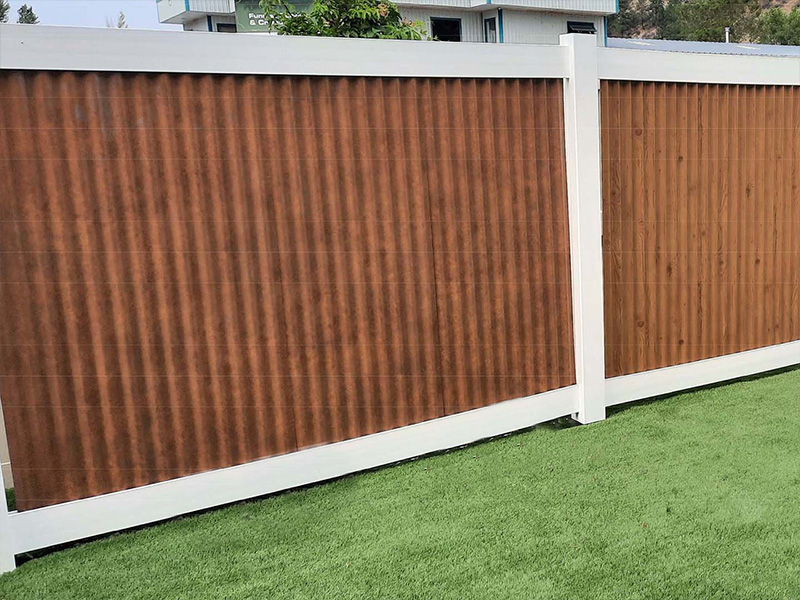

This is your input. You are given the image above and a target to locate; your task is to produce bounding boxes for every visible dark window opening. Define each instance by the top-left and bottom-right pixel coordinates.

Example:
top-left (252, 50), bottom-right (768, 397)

top-left (431, 17), bottom-right (461, 42)
top-left (567, 21), bottom-right (596, 34)
top-left (484, 17), bottom-right (497, 43)
top-left (216, 23), bottom-right (237, 33)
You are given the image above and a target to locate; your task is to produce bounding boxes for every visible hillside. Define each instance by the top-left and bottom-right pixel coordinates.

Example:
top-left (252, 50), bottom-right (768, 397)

top-left (610, 0), bottom-right (800, 42)
top-left (769, 0), bottom-right (799, 10)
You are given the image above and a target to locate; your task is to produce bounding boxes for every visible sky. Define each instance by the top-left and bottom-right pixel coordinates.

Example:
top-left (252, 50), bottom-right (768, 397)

top-left (7, 0), bottom-right (180, 29)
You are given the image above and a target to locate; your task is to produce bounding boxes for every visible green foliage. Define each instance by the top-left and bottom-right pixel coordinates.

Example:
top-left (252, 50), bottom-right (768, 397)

top-left (0, 0), bottom-right (10, 24)
top-left (670, 0), bottom-right (761, 42)
top-left (759, 7), bottom-right (800, 45)
top-left (650, 0), bottom-right (682, 39)
top-left (4, 488), bottom-right (14, 512)
top-left (607, 0), bottom-right (639, 38)
top-left (607, 0), bottom-right (797, 44)
top-left (260, 0), bottom-right (426, 39)
top-left (607, 0), bottom-right (682, 39)
top-left (17, 3), bottom-right (38, 24)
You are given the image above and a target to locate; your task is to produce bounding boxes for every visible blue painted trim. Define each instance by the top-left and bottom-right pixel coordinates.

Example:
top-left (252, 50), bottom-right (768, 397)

top-left (185, 0), bottom-right (190, 11)
top-left (487, 0), bottom-right (491, 4)
top-left (498, 9), bottom-right (504, 43)
top-left (207, 15), bottom-right (213, 31)
top-left (603, 16), bottom-right (608, 46)
top-left (614, 0), bottom-right (619, 14)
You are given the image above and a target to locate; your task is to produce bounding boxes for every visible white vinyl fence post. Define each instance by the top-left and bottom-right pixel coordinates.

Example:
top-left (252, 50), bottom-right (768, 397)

top-left (0, 395), bottom-right (14, 573)
top-left (560, 33), bottom-right (606, 424)
top-left (0, 457), bottom-right (14, 574)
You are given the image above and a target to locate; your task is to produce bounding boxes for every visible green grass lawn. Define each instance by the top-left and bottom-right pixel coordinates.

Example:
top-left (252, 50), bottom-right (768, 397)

top-left (2, 368), bottom-right (799, 600)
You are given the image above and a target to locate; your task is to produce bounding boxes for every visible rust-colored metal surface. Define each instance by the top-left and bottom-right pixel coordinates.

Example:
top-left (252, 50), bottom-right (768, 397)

top-left (422, 79), bottom-right (575, 413)
top-left (265, 76), bottom-right (447, 448)
top-left (601, 81), bottom-right (800, 377)
top-left (0, 72), bottom-right (574, 510)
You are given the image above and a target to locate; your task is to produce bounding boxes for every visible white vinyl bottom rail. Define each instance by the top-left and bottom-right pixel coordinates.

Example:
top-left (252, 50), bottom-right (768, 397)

top-left (6, 385), bottom-right (579, 558)
top-left (2, 339), bottom-right (798, 570)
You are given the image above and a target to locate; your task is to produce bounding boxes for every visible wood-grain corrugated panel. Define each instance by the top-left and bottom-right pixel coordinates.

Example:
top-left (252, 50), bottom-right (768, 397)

top-left (422, 79), bottom-right (575, 413)
top-left (0, 72), bottom-right (573, 510)
top-left (0, 71), bottom-right (301, 510)
top-left (601, 81), bottom-right (800, 377)
top-left (263, 76), bottom-right (446, 448)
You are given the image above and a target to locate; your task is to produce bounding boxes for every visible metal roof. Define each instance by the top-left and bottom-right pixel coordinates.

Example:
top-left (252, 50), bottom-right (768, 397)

top-left (608, 37), bottom-right (800, 57)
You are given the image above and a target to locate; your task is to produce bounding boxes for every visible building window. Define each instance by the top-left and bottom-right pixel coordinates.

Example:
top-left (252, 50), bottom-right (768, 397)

top-left (484, 17), bottom-right (497, 43)
top-left (431, 18), bottom-right (461, 42)
top-left (567, 21), bottom-right (597, 35)
top-left (216, 23), bottom-right (237, 33)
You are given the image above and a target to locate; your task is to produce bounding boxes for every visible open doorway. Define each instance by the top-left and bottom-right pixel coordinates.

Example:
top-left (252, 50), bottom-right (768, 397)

top-left (484, 17), bottom-right (497, 43)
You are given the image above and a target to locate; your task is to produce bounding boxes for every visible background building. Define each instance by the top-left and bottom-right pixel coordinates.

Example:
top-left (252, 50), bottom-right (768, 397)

top-left (156, 0), bottom-right (617, 45)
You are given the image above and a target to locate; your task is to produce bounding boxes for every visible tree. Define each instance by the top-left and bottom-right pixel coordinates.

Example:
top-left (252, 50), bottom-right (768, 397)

top-left (0, 0), bottom-right (10, 23)
top-left (260, 0), bottom-right (426, 40)
top-left (17, 3), bottom-right (39, 24)
top-left (649, 0), bottom-right (681, 40)
top-left (607, 0), bottom-right (640, 38)
top-left (668, 0), bottom-right (761, 42)
top-left (759, 7), bottom-right (800, 45)
top-left (607, 0), bottom-right (682, 39)
top-left (107, 11), bottom-right (128, 28)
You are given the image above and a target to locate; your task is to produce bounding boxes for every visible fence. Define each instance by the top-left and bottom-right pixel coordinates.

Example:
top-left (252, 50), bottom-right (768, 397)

top-left (0, 25), bottom-right (798, 572)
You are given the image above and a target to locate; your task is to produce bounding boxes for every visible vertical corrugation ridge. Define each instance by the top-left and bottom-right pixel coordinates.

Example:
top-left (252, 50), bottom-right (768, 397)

top-left (491, 79), bottom-right (514, 401)
top-left (642, 83), bottom-right (658, 372)
top-left (59, 72), bottom-right (120, 496)
top-left (44, 72), bottom-right (103, 499)
top-left (155, 73), bottom-right (208, 471)
top-left (505, 80), bottom-right (529, 393)
top-left (532, 80), bottom-right (559, 391)
top-left (430, 79), bottom-right (467, 413)
top-left (197, 74), bottom-right (240, 468)
top-left (249, 77), bottom-right (298, 456)
top-left (81, 73), bottom-right (138, 486)
top-left (408, 78), bottom-right (446, 425)
top-left (328, 77), bottom-right (364, 439)
top-left (173, 74), bottom-right (224, 468)
top-left (215, 75), bottom-right (258, 464)
top-left (548, 80), bottom-right (576, 388)
top-left (0, 73), bottom-right (54, 505)
top-left (237, 75), bottom-right (292, 458)
top-left (129, 74), bottom-right (184, 481)
top-left (363, 77), bottom-right (392, 434)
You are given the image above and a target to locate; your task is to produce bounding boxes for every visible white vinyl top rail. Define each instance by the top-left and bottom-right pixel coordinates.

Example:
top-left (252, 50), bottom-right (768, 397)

top-left (0, 24), bottom-right (569, 79)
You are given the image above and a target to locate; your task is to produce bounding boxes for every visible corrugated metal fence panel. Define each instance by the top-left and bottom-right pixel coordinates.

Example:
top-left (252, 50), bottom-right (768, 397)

top-left (0, 71), bottom-right (302, 510)
top-left (422, 79), bottom-right (575, 413)
top-left (0, 72), bottom-right (573, 510)
top-left (601, 81), bottom-right (800, 378)
top-left (264, 76), bottom-right (446, 449)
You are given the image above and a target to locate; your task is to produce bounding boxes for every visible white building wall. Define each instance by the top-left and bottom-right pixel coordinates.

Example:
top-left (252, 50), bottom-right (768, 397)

top-left (189, 0), bottom-right (235, 13)
top-left (396, 0), bottom-right (471, 8)
top-left (502, 10), bottom-right (605, 45)
top-left (396, 0), bottom-right (615, 13)
top-left (480, 0), bottom-right (616, 13)
top-left (399, 7), bottom-right (483, 42)
top-left (157, 0), bottom-right (189, 23)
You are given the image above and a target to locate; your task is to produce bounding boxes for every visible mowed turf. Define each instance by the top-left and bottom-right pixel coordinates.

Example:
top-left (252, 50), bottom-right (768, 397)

top-left (1, 368), bottom-right (799, 600)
